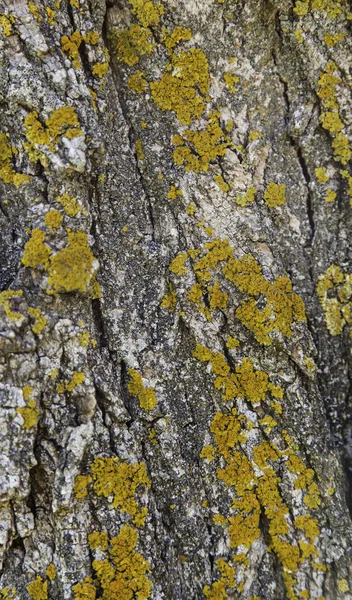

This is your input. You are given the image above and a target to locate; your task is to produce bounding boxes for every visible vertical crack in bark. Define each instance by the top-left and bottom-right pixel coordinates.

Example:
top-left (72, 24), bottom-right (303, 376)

top-left (101, 12), bottom-right (156, 242)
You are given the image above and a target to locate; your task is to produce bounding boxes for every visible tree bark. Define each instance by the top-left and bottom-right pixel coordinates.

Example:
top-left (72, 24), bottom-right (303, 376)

top-left (1, 0), bottom-right (352, 598)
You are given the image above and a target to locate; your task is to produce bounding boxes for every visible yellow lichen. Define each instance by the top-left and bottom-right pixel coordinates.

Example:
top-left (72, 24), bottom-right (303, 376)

top-left (90, 456), bottom-right (150, 525)
top-left (73, 474), bottom-right (92, 499)
top-left (46, 564), bottom-right (56, 581)
top-left (28, 2), bottom-right (42, 23)
top-left (0, 14), bottom-right (15, 36)
top-left (128, 70), bottom-right (148, 93)
top-left (22, 228), bottom-right (52, 269)
top-left (203, 559), bottom-right (235, 600)
top-left (338, 579), bottom-right (349, 593)
top-left (169, 251), bottom-right (188, 276)
top-left (325, 188), bottom-right (336, 203)
top-left (264, 182), bottom-right (286, 207)
top-left (317, 264), bottom-right (352, 335)
top-left (26, 577), bottom-right (47, 600)
top-left (56, 193), bottom-right (81, 216)
top-left (91, 524), bottom-right (152, 600)
top-left (84, 31), bottom-right (100, 45)
top-left (24, 107), bottom-right (84, 166)
top-left (214, 174), bottom-right (230, 192)
top-left (109, 24), bottom-right (154, 66)
top-left (150, 48), bottom-right (210, 125)
top-left (61, 31), bottom-right (82, 69)
top-left (236, 185), bottom-right (256, 207)
top-left (0, 133), bottom-right (31, 187)
top-left (65, 371), bottom-right (85, 392)
top-left (0, 290), bottom-right (23, 321)
top-left (315, 167), bottom-right (328, 183)
top-left (44, 209), bottom-right (63, 231)
top-left (129, 0), bottom-right (164, 27)
top-left (135, 139), bottom-right (145, 160)
top-left (28, 307), bottom-right (47, 334)
top-left (172, 111), bottom-right (231, 172)
top-left (324, 32), bottom-right (344, 46)
top-left (47, 231), bottom-right (96, 294)
top-left (167, 185), bottom-right (183, 199)
top-left (128, 368), bottom-right (158, 410)
top-left (88, 531), bottom-right (109, 551)
top-left (92, 62), bottom-right (109, 78)
top-left (161, 285), bottom-right (177, 312)
top-left (224, 72), bottom-right (239, 93)
top-left (72, 577), bottom-right (97, 600)
top-left (162, 26), bottom-right (192, 50)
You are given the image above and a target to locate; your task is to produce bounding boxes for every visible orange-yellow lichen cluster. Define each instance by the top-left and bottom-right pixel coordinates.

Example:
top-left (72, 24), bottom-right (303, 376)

top-left (22, 228), bottom-right (97, 295)
top-left (0, 290), bottom-right (23, 321)
top-left (317, 264), bottom-right (352, 335)
top-left (172, 111), bottom-right (231, 172)
top-left (128, 368), bottom-right (158, 410)
top-left (151, 48), bottom-right (210, 125)
top-left (169, 238), bottom-right (306, 344)
top-left (317, 62), bottom-right (351, 165)
top-left (85, 525), bottom-right (152, 600)
top-left (200, 398), bottom-right (322, 599)
top-left (90, 456), bottom-right (150, 526)
top-left (24, 106), bottom-right (84, 167)
top-left (0, 133), bottom-right (31, 187)
top-left (16, 385), bottom-right (39, 429)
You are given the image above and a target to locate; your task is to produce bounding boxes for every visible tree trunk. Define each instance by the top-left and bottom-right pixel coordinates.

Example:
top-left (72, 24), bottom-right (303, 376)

top-left (1, 0), bottom-right (352, 598)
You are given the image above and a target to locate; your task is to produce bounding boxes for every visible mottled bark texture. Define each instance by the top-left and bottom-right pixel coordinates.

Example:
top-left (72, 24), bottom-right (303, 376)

top-left (1, 0), bottom-right (352, 598)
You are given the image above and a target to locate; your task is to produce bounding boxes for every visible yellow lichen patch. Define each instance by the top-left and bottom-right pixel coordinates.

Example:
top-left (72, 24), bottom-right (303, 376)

top-left (162, 26), bottom-right (191, 50)
top-left (317, 264), bottom-right (352, 335)
top-left (84, 31), bottom-right (100, 45)
top-left (315, 167), bottom-right (328, 183)
top-left (294, 515), bottom-right (319, 540)
top-left (26, 577), bottom-right (47, 600)
top-left (236, 185), bottom-right (256, 207)
top-left (61, 31), bottom-right (82, 69)
top-left (129, 0), bottom-right (164, 27)
top-left (169, 251), bottom-right (188, 275)
top-left (47, 231), bottom-right (96, 294)
top-left (28, 307), bottom-right (47, 334)
top-left (128, 70), bottom-right (148, 93)
top-left (172, 111), bottom-right (232, 171)
top-left (203, 558), bottom-right (235, 600)
top-left (208, 281), bottom-right (228, 311)
top-left (128, 368), bottom-right (158, 410)
top-left (90, 456), bottom-right (150, 525)
top-left (135, 139), bottom-right (145, 160)
top-left (56, 193), bottom-right (81, 216)
top-left (46, 563), bottom-right (56, 581)
top-left (91, 524), bottom-right (152, 600)
top-left (28, 2), bottom-right (42, 23)
top-left (340, 169), bottom-right (352, 206)
top-left (214, 174), bottom-right (230, 192)
top-left (188, 283), bottom-right (211, 321)
top-left (0, 133), bottom-right (31, 187)
top-left (167, 185), bottom-right (183, 199)
top-left (109, 24), bottom-right (154, 66)
top-left (0, 14), bottom-right (15, 36)
top-left (332, 133), bottom-right (352, 165)
top-left (44, 209), bottom-right (63, 231)
top-left (324, 32), bottom-right (344, 46)
top-left (150, 48), bottom-right (210, 125)
top-left (88, 531), bottom-right (109, 552)
top-left (325, 188), bottom-right (336, 203)
top-left (320, 111), bottom-right (343, 135)
top-left (294, 28), bottom-right (304, 43)
top-left (72, 577), bottom-right (97, 600)
top-left (264, 182), bottom-right (286, 207)
top-left (0, 588), bottom-right (16, 599)
top-left (0, 290), bottom-right (23, 321)
top-left (294, 1), bottom-right (309, 16)
top-left (73, 474), bottom-right (92, 499)
top-left (17, 395), bottom-right (39, 429)
top-left (200, 445), bottom-right (216, 461)
top-left (24, 107), bottom-right (84, 165)
top-left (92, 62), bottom-right (109, 78)
top-left (65, 371), bottom-right (85, 392)
top-left (224, 72), bottom-right (239, 93)
top-left (161, 285), bottom-right (177, 312)
top-left (22, 228), bottom-right (52, 269)
top-left (226, 335), bottom-right (240, 349)
top-left (46, 7), bottom-right (56, 25)
top-left (338, 579), bottom-right (349, 593)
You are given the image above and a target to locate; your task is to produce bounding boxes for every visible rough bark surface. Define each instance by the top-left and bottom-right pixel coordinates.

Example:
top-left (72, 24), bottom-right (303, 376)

top-left (0, 0), bottom-right (352, 598)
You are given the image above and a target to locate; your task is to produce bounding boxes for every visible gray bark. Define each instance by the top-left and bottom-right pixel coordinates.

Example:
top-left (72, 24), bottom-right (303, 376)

top-left (0, 0), bottom-right (352, 598)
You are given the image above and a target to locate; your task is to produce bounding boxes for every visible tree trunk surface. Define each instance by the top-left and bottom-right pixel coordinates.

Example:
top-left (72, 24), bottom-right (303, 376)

top-left (1, 0), bottom-right (352, 598)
